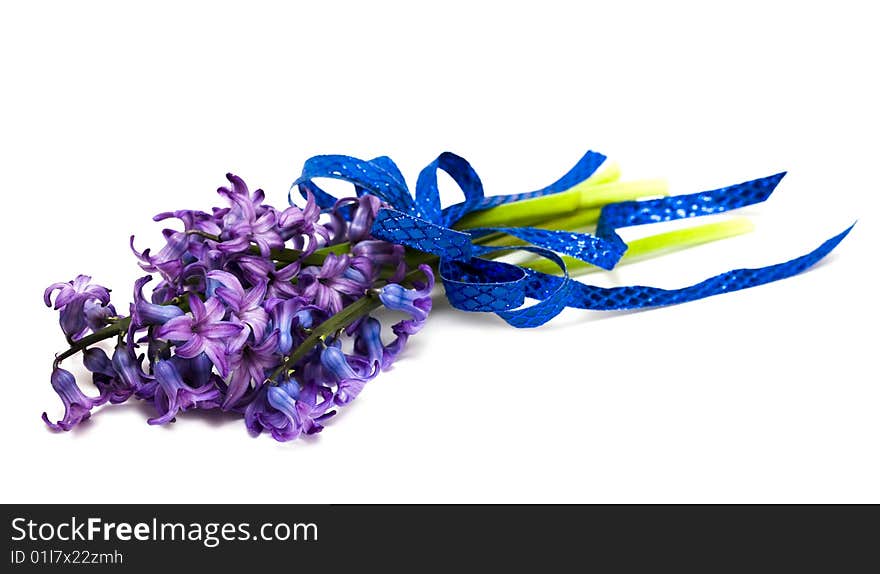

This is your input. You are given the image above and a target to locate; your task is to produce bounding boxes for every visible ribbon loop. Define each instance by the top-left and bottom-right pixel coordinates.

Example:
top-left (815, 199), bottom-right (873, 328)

top-left (293, 155), bottom-right (416, 214)
top-left (440, 150), bottom-right (607, 226)
top-left (415, 152), bottom-right (484, 223)
top-left (441, 246), bottom-right (573, 328)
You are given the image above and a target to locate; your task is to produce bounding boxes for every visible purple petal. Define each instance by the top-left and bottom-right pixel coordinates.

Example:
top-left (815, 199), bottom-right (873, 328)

top-left (202, 341), bottom-right (230, 377)
top-left (207, 270), bottom-right (245, 303)
top-left (175, 334), bottom-right (206, 358)
top-left (155, 315), bottom-right (194, 341)
top-left (223, 368), bottom-right (252, 410)
top-left (189, 294), bottom-right (208, 321)
top-left (201, 321), bottom-right (243, 339)
top-left (44, 282), bottom-right (69, 308)
top-left (202, 297), bottom-right (227, 323)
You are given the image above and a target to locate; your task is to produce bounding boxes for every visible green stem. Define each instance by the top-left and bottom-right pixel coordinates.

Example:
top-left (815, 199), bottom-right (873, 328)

top-left (576, 160), bottom-right (622, 187)
top-left (54, 317), bottom-right (131, 364)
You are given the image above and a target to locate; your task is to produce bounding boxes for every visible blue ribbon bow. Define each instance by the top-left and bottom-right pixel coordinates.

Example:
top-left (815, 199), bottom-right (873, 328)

top-left (292, 151), bottom-right (852, 328)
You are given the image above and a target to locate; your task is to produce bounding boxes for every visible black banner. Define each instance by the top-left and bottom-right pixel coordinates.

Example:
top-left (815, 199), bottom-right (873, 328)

top-left (2, 505), bottom-right (877, 570)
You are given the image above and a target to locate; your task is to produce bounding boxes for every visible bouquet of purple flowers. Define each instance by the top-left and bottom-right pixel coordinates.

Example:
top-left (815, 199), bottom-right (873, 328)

top-left (42, 151), bottom-right (851, 441)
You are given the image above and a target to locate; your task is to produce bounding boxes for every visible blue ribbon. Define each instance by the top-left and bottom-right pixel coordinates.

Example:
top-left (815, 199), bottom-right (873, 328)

top-left (292, 151), bottom-right (852, 328)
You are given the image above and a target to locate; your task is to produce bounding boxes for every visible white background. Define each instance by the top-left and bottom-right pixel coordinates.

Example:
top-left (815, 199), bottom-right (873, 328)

top-left (1, 1), bottom-right (877, 503)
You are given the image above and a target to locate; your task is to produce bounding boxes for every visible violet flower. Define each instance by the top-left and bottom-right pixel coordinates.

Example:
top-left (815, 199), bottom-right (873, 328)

top-left (155, 295), bottom-right (243, 376)
top-left (265, 380), bottom-right (336, 441)
top-left (148, 359), bottom-right (221, 425)
top-left (83, 299), bottom-right (117, 333)
top-left (268, 297), bottom-right (309, 355)
top-left (298, 253), bottom-right (371, 313)
top-left (147, 278), bottom-right (183, 308)
top-left (230, 254), bottom-right (277, 290)
top-left (153, 208), bottom-right (221, 236)
top-left (130, 231), bottom-right (191, 283)
top-left (111, 345), bottom-right (155, 399)
top-left (348, 195), bottom-right (382, 243)
top-left (206, 270), bottom-right (269, 349)
top-left (43, 171), bottom-right (436, 443)
top-left (278, 190), bottom-right (327, 250)
top-left (354, 316), bottom-right (395, 370)
top-left (378, 264), bottom-right (435, 335)
top-left (264, 383), bottom-right (303, 442)
top-left (263, 261), bottom-right (301, 301)
top-left (44, 275), bottom-right (112, 339)
top-left (42, 367), bottom-right (107, 431)
top-left (320, 345), bottom-right (378, 406)
top-left (352, 240), bottom-right (406, 282)
top-left (216, 174), bottom-right (283, 257)
top-left (293, 383), bottom-right (337, 435)
top-left (245, 386), bottom-right (293, 440)
top-left (131, 275), bottom-right (184, 328)
top-left (83, 348), bottom-right (133, 404)
top-left (224, 331), bottom-right (280, 410)
top-left (171, 352), bottom-right (216, 389)
top-left (44, 275), bottom-right (110, 311)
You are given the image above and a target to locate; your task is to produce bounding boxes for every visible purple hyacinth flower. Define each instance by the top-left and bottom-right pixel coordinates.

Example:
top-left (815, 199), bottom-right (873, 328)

top-left (296, 307), bottom-right (323, 329)
top-left (264, 261), bottom-right (301, 300)
top-left (295, 383), bottom-right (337, 435)
top-left (298, 253), bottom-right (370, 313)
top-left (354, 316), bottom-right (393, 370)
top-left (352, 240), bottom-right (406, 282)
top-left (278, 190), bottom-right (327, 249)
top-left (171, 352), bottom-right (216, 389)
top-left (344, 255), bottom-right (376, 285)
top-left (268, 296), bottom-right (308, 355)
top-left (224, 331), bottom-right (279, 410)
top-left (111, 344), bottom-right (156, 399)
top-left (44, 275), bottom-right (112, 339)
top-left (148, 359), bottom-right (221, 425)
top-left (265, 382), bottom-right (302, 441)
top-left (378, 264), bottom-right (435, 335)
top-left (83, 299), bottom-right (117, 333)
top-left (131, 275), bottom-right (184, 328)
top-left (320, 345), bottom-right (378, 406)
top-left (296, 385), bottom-right (336, 435)
top-left (216, 174), bottom-right (283, 257)
top-left (83, 348), bottom-right (114, 378)
top-left (84, 348), bottom-right (133, 404)
top-left (348, 195), bottom-right (382, 243)
top-left (129, 231), bottom-right (190, 283)
top-left (44, 274), bottom-right (110, 311)
top-left (265, 381), bottom-right (336, 441)
top-left (244, 386), bottom-right (293, 440)
top-left (206, 270), bottom-right (269, 350)
top-left (42, 367), bottom-right (108, 431)
top-left (148, 278), bottom-right (182, 307)
top-left (155, 295), bottom-right (242, 376)
top-left (230, 254), bottom-right (276, 290)
top-left (153, 208), bottom-right (221, 236)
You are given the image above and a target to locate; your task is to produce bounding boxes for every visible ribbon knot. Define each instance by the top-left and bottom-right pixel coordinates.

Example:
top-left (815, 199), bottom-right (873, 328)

top-left (292, 151), bottom-right (851, 328)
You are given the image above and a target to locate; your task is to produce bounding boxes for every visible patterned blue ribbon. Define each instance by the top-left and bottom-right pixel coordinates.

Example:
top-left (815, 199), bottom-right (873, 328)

top-left (292, 151), bottom-right (851, 328)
